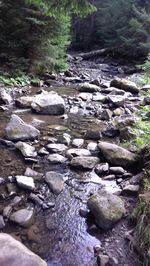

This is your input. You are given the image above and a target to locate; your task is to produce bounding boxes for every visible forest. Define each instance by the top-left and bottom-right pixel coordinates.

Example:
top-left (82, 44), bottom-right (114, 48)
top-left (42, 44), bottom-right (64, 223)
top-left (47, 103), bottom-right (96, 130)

top-left (0, 1), bottom-right (150, 266)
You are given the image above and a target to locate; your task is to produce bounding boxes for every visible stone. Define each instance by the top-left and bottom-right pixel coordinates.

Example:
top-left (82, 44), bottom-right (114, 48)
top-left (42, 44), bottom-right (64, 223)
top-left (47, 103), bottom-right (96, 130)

top-left (87, 190), bottom-right (125, 230)
top-left (97, 254), bottom-right (109, 266)
top-left (108, 95), bottom-right (127, 107)
top-left (16, 175), bottom-right (35, 190)
top-left (78, 93), bottom-right (92, 101)
top-left (122, 184), bottom-right (139, 196)
top-left (0, 233), bottom-right (47, 266)
top-left (79, 82), bottom-right (100, 93)
top-left (10, 209), bottom-right (34, 227)
top-left (110, 78), bottom-right (139, 94)
top-left (102, 127), bottom-right (120, 138)
top-left (120, 126), bottom-right (136, 141)
top-left (70, 156), bottom-right (99, 170)
top-left (45, 171), bottom-right (65, 194)
top-left (141, 84), bottom-right (150, 92)
top-left (24, 168), bottom-right (43, 181)
top-left (103, 174), bottom-right (116, 180)
top-left (47, 143), bottom-right (67, 153)
top-left (16, 96), bottom-right (34, 108)
top-left (143, 96), bottom-right (150, 105)
top-left (90, 78), bottom-right (101, 87)
top-left (113, 107), bottom-right (124, 116)
top-left (31, 91), bottom-right (65, 115)
top-left (87, 142), bottom-right (98, 151)
top-left (95, 163), bottom-right (109, 175)
top-left (38, 147), bottom-right (49, 155)
top-left (99, 109), bottom-right (113, 120)
top-left (0, 215), bottom-right (5, 229)
top-left (98, 141), bottom-right (139, 167)
top-left (92, 93), bottom-right (107, 102)
top-left (109, 167), bottom-right (125, 175)
top-left (15, 141), bottom-right (37, 157)
top-left (5, 114), bottom-right (40, 141)
top-left (85, 130), bottom-right (102, 140)
top-left (66, 148), bottom-right (91, 160)
top-left (72, 138), bottom-right (84, 148)
top-left (0, 90), bottom-right (12, 105)
top-left (47, 154), bottom-right (67, 164)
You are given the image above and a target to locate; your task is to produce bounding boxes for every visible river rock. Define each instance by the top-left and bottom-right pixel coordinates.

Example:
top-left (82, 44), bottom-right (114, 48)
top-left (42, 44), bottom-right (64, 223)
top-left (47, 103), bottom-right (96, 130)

top-left (10, 209), bottom-right (34, 227)
top-left (70, 156), bottom-right (99, 170)
top-left (5, 114), bottom-right (40, 141)
top-left (0, 90), bottom-right (12, 105)
top-left (24, 168), bottom-right (43, 181)
top-left (95, 163), bottom-right (109, 175)
top-left (110, 78), bottom-right (139, 94)
top-left (16, 96), bottom-right (34, 108)
top-left (87, 190), bottom-right (125, 230)
top-left (66, 148), bottom-right (91, 159)
top-left (113, 107), bottom-right (124, 116)
top-left (16, 175), bottom-right (35, 190)
top-left (99, 109), bottom-right (113, 120)
top-left (92, 93), bottom-right (107, 102)
top-left (109, 167), bottom-right (125, 175)
top-left (87, 142), bottom-right (98, 151)
top-left (122, 184), bottom-right (139, 196)
top-left (79, 82), bottom-right (100, 93)
top-left (47, 154), bottom-right (67, 164)
top-left (45, 171), bottom-right (64, 194)
top-left (15, 141), bottom-right (37, 157)
top-left (141, 84), bottom-right (150, 92)
top-left (120, 126), bottom-right (136, 140)
top-left (72, 138), bottom-right (84, 148)
top-left (0, 215), bottom-right (5, 229)
top-left (108, 95), bottom-right (127, 107)
top-left (47, 143), bottom-right (67, 153)
top-left (78, 93), bottom-right (93, 101)
top-left (31, 91), bottom-right (65, 115)
top-left (98, 141), bottom-right (139, 167)
top-left (143, 96), bottom-right (150, 105)
top-left (0, 233), bottom-right (47, 266)
top-left (85, 130), bottom-right (102, 140)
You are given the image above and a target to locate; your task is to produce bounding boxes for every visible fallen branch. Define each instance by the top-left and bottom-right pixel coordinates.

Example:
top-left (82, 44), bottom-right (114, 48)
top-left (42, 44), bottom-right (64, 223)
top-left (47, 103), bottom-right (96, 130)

top-left (78, 47), bottom-right (115, 60)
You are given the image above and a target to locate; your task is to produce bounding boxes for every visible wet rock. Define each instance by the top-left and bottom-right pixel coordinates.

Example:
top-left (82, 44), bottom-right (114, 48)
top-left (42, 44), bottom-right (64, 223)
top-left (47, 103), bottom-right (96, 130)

top-left (10, 209), bottom-right (34, 227)
top-left (95, 163), bottom-right (109, 175)
top-left (0, 138), bottom-right (15, 148)
top-left (7, 183), bottom-right (17, 196)
top-left (64, 77), bottom-right (82, 83)
top-left (31, 118), bottom-right (45, 127)
top-left (102, 174), bottom-right (116, 180)
top-left (85, 130), bottom-right (102, 140)
top-left (16, 175), bottom-right (35, 190)
top-left (109, 167), bottom-right (125, 175)
top-left (5, 114), bottom-right (40, 141)
top-left (87, 190), bottom-right (125, 230)
top-left (0, 90), bottom-right (12, 105)
top-left (90, 78), bottom-right (101, 87)
top-left (16, 96), bottom-right (34, 108)
top-left (31, 91), bottom-right (65, 115)
top-left (87, 142), bottom-right (98, 151)
top-left (47, 143), bottom-right (67, 153)
top-left (98, 141), bottom-right (139, 167)
top-left (92, 93), bottom-right (107, 102)
top-left (47, 154), bottom-right (67, 164)
top-left (97, 254), bottom-right (109, 266)
top-left (72, 138), bottom-right (84, 148)
top-left (45, 171), bottom-right (65, 194)
top-left (108, 95), bottom-right (127, 107)
top-left (99, 109), bottom-right (113, 120)
top-left (3, 206), bottom-right (13, 219)
top-left (24, 168), bottom-right (43, 181)
top-left (70, 156), bottom-right (99, 170)
top-left (0, 233), bottom-right (47, 266)
top-left (108, 87), bottom-right (126, 95)
top-left (79, 82), bottom-right (100, 93)
top-left (143, 96), bottom-right (150, 105)
top-left (110, 78), bottom-right (139, 94)
top-left (113, 107), bottom-right (124, 116)
top-left (129, 172), bottom-right (143, 185)
top-left (79, 208), bottom-right (89, 218)
top-left (78, 92), bottom-right (92, 101)
top-left (0, 215), bottom-right (5, 229)
top-left (15, 141), bottom-right (37, 158)
top-left (66, 148), bottom-right (91, 159)
top-left (29, 193), bottom-right (43, 206)
top-left (38, 147), bottom-right (49, 155)
top-left (122, 184), bottom-right (139, 196)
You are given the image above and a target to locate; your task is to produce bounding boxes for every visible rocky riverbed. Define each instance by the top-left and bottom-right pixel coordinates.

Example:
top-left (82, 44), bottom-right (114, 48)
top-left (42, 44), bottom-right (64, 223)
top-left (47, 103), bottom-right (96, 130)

top-left (0, 55), bottom-right (148, 266)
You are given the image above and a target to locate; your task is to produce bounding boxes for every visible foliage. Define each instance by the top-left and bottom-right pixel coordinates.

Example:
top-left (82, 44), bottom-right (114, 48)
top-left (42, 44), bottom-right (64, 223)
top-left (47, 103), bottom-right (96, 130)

top-left (0, 74), bottom-right (31, 86)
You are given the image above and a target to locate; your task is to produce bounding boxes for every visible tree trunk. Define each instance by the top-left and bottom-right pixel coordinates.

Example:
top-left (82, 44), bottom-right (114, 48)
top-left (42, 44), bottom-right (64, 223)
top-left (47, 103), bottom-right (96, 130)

top-left (78, 47), bottom-right (115, 60)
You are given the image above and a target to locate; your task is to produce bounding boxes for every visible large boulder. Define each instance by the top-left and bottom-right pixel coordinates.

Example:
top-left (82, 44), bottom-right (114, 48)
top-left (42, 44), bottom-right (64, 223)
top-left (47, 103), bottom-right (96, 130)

top-left (98, 141), bottom-right (139, 167)
top-left (110, 78), bottom-right (139, 94)
top-left (5, 115), bottom-right (40, 141)
top-left (87, 190), bottom-right (125, 230)
top-left (0, 233), bottom-right (47, 266)
top-left (31, 91), bottom-right (65, 115)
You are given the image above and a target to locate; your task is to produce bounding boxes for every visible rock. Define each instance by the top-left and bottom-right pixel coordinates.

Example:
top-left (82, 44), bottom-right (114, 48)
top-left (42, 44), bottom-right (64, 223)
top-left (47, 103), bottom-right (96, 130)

top-left (99, 109), bottom-right (113, 120)
top-left (78, 93), bottom-right (93, 101)
top-left (98, 141), bottom-right (139, 167)
top-left (38, 147), bottom-right (49, 155)
top-left (95, 163), bottom-right (109, 175)
top-left (87, 190), bottom-right (125, 230)
top-left (3, 206), bottom-right (13, 219)
top-left (102, 127), bottom-right (120, 138)
top-left (90, 78), bottom-right (101, 87)
top-left (31, 118), bottom-right (45, 127)
top-left (16, 96), bottom-right (34, 108)
top-left (47, 143), bottom-right (67, 153)
top-left (97, 254), bottom-right (109, 266)
top-left (16, 175), bottom-right (35, 190)
top-left (0, 90), bottom-right (12, 105)
top-left (31, 91), bottom-right (65, 115)
top-left (15, 141), bottom-right (37, 158)
top-left (114, 115), bottom-right (135, 128)
top-left (87, 142), bottom-right (98, 151)
top-left (79, 82), bottom-right (100, 93)
top-left (45, 171), bottom-right (64, 194)
top-left (31, 79), bottom-right (43, 87)
top-left (108, 87), bottom-right (126, 95)
top-left (129, 172), bottom-right (143, 185)
top-left (47, 154), bottom-right (67, 164)
top-left (92, 93), bottom-right (107, 102)
top-left (122, 184), bottom-right (139, 196)
top-left (108, 95), bottom-right (127, 107)
top-left (109, 167), bottom-right (125, 175)
top-left (85, 130), bottom-right (102, 140)
top-left (103, 174), bottom-right (116, 180)
top-left (10, 209), bottom-right (34, 227)
top-left (110, 78), bottom-right (139, 94)
top-left (72, 138), bottom-right (84, 148)
top-left (5, 114), bottom-right (40, 141)
top-left (66, 148), bottom-right (91, 160)
top-left (24, 168), bottom-right (43, 181)
top-left (70, 156), bottom-right (99, 170)
top-left (0, 215), bottom-right (5, 229)
top-left (120, 126), bottom-right (136, 141)
top-left (113, 107), bottom-right (124, 116)
top-left (0, 233), bottom-right (47, 266)
top-left (141, 84), bottom-right (150, 92)
top-left (143, 96), bottom-right (150, 105)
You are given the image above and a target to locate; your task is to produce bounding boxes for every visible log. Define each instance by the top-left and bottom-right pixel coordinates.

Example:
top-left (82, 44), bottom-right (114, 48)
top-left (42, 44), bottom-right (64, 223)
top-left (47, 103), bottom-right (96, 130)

top-left (78, 47), bottom-right (116, 60)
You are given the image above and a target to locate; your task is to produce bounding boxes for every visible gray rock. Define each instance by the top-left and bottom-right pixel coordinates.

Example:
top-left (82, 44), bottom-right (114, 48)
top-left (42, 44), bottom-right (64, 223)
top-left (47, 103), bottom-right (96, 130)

top-left (92, 93), bottom-right (107, 102)
top-left (24, 168), bottom-right (43, 181)
top-left (47, 143), bottom-right (67, 153)
top-left (95, 163), bottom-right (109, 175)
top-left (85, 130), bottom-right (102, 140)
top-left (141, 84), bottom-right (150, 92)
top-left (103, 174), bottom-right (116, 180)
top-left (98, 141), bottom-right (139, 167)
top-left (99, 109), bottom-right (113, 120)
top-left (108, 95), bottom-right (127, 107)
top-left (87, 190), bottom-right (125, 230)
top-left (143, 96), bottom-right (150, 105)
top-left (78, 93), bottom-right (92, 101)
top-left (5, 114), bottom-right (40, 141)
top-left (15, 141), bottom-right (37, 158)
top-left (87, 142), bottom-right (98, 151)
top-left (10, 209), bottom-right (34, 227)
top-left (0, 215), bottom-right (5, 229)
top-left (45, 171), bottom-right (64, 194)
top-left (0, 90), bottom-right (12, 105)
top-left (109, 167), bottom-right (125, 175)
top-left (120, 126), bottom-right (136, 141)
top-left (70, 156), bottom-right (99, 170)
top-left (0, 233), bottom-right (47, 266)
top-left (72, 138), bottom-right (84, 148)
top-left (16, 175), bottom-right (35, 190)
top-left (66, 148), bottom-right (91, 160)
top-left (79, 82), bottom-right (100, 93)
top-left (110, 78), bottom-right (139, 94)
top-left (16, 96), bottom-right (34, 108)
top-left (90, 78), bottom-right (101, 87)
top-left (38, 147), bottom-right (49, 155)
top-left (47, 154), bottom-right (67, 164)
top-left (31, 91), bottom-right (65, 115)
top-left (122, 184), bottom-right (139, 196)
top-left (113, 107), bottom-right (124, 116)
top-left (97, 254), bottom-right (109, 266)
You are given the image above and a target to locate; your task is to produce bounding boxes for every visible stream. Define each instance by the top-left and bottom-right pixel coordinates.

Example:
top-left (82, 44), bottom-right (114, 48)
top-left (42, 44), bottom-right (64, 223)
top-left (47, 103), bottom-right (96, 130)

top-left (0, 56), bottom-right (144, 266)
